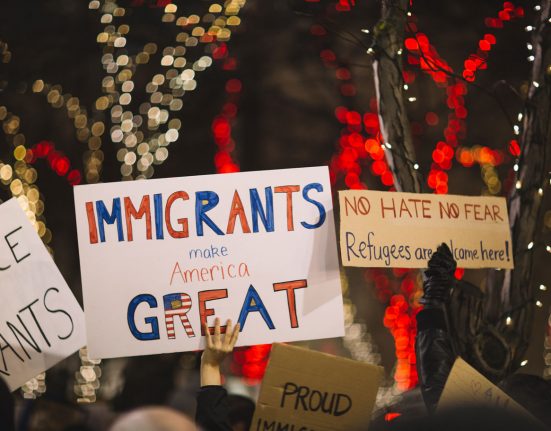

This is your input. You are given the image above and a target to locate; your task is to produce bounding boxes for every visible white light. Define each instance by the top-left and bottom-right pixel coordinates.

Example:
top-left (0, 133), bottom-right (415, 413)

top-left (521, 360), bottom-right (528, 366)
top-left (528, 55), bottom-right (536, 62)
top-left (527, 241), bottom-right (534, 250)
top-left (516, 180), bottom-right (522, 189)
top-left (397, 48), bottom-right (403, 55)
top-left (538, 188), bottom-right (544, 196)
top-left (506, 316), bottom-right (512, 325)
top-left (413, 163), bottom-right (419, 170)
top-left (513, 125), bottom-right (520, 135)
top-left (361, 28), bottom-right (370, 34)
top-left (536, 300), bottom-right (543, 308)
top-left (533, 81), bottom-right (540, 88)
top-left (548, 17), bottom-right (551, 23)
top-left (517, 113), bottom-right (523, 121)
top-left (513, 164), bottom-right (519, 172)
top-left (407, 11), bottom-right (412, 16)
top-left (526, 25), bottom-right (534, 31)
top-left (547, 245), bottom-right (551, 253)
top-left (385, 142), bottom-right (392, 149)
top-left (408, 97), bottom-right (416, 102)
top-left (367, 48), bottom-right (375, 55)
top-left (527, 43), bottom-right (533, 50)
top-left (403, 84), bottom-right (409, 90)
top-left (540, 284), bottom-right (547, 291)
top-left (535, 5), bottom-right (541, 11)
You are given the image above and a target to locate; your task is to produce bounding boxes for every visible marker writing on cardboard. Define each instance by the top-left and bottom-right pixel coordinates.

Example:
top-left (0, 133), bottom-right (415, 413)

top-left (280, 382), bottom-right (352, 417)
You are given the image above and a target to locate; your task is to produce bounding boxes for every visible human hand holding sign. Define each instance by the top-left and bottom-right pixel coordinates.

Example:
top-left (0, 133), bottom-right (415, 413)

top-left (201, 318), bottom-right (240, 386)
top-left (421, 242), bottom-right (457, 308)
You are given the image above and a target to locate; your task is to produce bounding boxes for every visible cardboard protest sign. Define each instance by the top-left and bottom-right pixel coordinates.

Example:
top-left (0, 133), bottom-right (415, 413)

top-left (438, 358), bottom-right (538, 424)
top-left (339, 190), bottom-right (513, 269)
top-left (74, 167), bottom-right (343, 359)
top-left (0, 198), bottom-right (86, 391)
top-left (251, 343), bottom-right (383, 431)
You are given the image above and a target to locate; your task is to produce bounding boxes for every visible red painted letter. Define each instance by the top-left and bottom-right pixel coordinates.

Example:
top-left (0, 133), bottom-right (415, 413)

top-left (124, 196), bottom-right (152, 241)
top-left (226, 190), bottom-right (251, 234)
top-left (198, 289), bottom-right (228, 335)
top-left (165, 191), bottom-right (189, 238)
top-left (274, 185), bottom-right (300, 231)
top-left (86, 202), bottom-right (98, 244)
top-left (273, 279), bottom-right (307, 328)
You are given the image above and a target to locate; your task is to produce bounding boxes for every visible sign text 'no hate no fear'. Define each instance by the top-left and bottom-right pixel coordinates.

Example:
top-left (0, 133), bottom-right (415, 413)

top-left (340, 190), bottom-right (514, 269)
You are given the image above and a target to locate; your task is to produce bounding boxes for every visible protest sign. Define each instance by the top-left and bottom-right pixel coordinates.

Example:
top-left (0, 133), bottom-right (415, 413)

top-left (438, 358), bottom-right (538, 424)
top-left (0, 198), bottom-right (86, 391)
top-left (74, 167), bottom-right (343, 359)
top-left (339, 190), bottom-right (513, 269)
top-left (251, 343), bottom-right (383, 431)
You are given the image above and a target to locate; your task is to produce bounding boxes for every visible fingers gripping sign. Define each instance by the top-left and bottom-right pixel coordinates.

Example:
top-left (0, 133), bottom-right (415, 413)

top-left (200, 318), bottom-right (240, 386)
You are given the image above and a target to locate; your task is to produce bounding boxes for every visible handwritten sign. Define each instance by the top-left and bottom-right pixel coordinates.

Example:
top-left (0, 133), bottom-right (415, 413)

top-left (74, 167), bottom-right (343, 359)
top-left (251, 343), bottom-right (383, 431)
top-left (339, 190), bottom-right (513, 269)
top-left (0, 198), bottom-right (86, 391)
top-left (438, 358), bottom-right (537, 423)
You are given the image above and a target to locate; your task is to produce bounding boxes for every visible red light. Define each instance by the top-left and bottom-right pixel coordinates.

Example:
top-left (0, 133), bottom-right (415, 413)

top-left (454, 268), bottom-right (465, 280)
top-left (310, 25), bottom-right (326, 36)
top-left (404, 38), bottom-right (419, 51)
top-left (479, 40), bottom-right (491, 51)
top-left (225, 79), bottom-right (242, 93)
top-left (345, 111), bottom-right (361, 126)
top-left (381, 171), bottom-right (394, 186)
top-left (425, 111), bottom-right (439, 126)
top-left (508, 139), bottom-right (521, 156)
top-left (336, 68), bottom-right (351, 80)
top-left (67, 169), bottom-right (81, 186)
top-left (54, 156), bottom-right (70, 176)
top-left (384, 413), bottom-right (402, 422)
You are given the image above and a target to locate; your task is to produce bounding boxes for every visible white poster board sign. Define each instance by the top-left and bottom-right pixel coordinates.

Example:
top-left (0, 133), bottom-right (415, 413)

top-left (0, 198), bottom-right (86, 391)
top-left (339, 190), bottom-right (513, 269)
top-left (74, 167), bottom-right (343, 359)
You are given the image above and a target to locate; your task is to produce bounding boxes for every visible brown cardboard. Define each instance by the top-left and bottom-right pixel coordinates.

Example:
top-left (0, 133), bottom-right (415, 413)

top-left (339, 190), bottom-right (513, 269)
top-left (438, 357), bottom-right (538, 424)
top-left (250, 343), bottom-right (384, 431)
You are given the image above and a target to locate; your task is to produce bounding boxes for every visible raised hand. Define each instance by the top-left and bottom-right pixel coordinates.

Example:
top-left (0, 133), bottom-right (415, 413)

top-left (421, 243), bottom-right (457, 307)
top-left (200, 318), bottom-right (240, 386)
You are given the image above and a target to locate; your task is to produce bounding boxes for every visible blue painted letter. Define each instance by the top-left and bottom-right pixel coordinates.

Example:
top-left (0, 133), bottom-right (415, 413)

top-left (153, 193), bottom-right (164, 239)
top-left (300, 183), bottom-right (326, 229)
top-left (127, 294), bottom-right (160, 341)
top-left (96, 198), bottom-right (124, 242)
top-left (250, 187), bottom-right (275, 233)
top-left (195, 191), bottom-right (224, 236)
top-left (238, 285), bottom-right (275, 330)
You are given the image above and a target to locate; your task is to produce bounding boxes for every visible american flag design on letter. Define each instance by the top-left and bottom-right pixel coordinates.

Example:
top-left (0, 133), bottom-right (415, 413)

top-left (163, 293), bottom-right (195, 338)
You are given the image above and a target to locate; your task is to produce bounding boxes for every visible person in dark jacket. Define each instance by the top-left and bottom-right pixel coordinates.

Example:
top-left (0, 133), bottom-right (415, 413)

top-left (0, 377), bottom-right (14, 431)
top-left (196, 318), bottom-right (254, 431)
top-left (416, 243), bottom-right (551, 428)
top-left (415, 243), bottom-right (457, 413)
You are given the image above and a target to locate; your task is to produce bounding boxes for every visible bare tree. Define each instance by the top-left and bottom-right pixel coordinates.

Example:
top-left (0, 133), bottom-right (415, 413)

top-left (372, 0), bottom-right (551, 379)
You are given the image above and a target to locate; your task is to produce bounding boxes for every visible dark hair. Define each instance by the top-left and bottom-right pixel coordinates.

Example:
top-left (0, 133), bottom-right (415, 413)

top-left (0, 377), bottom-right (15, 431)
top-left (227, 394), bottom-right (255, 430)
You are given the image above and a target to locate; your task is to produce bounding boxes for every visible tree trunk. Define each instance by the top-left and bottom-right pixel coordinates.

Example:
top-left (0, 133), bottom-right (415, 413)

top-left (372, 0), bottom-right (422, 193)
top-left (372, 0), bottom-right (551, 380)
top-left (486, 0), bottom-right (551, 374)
